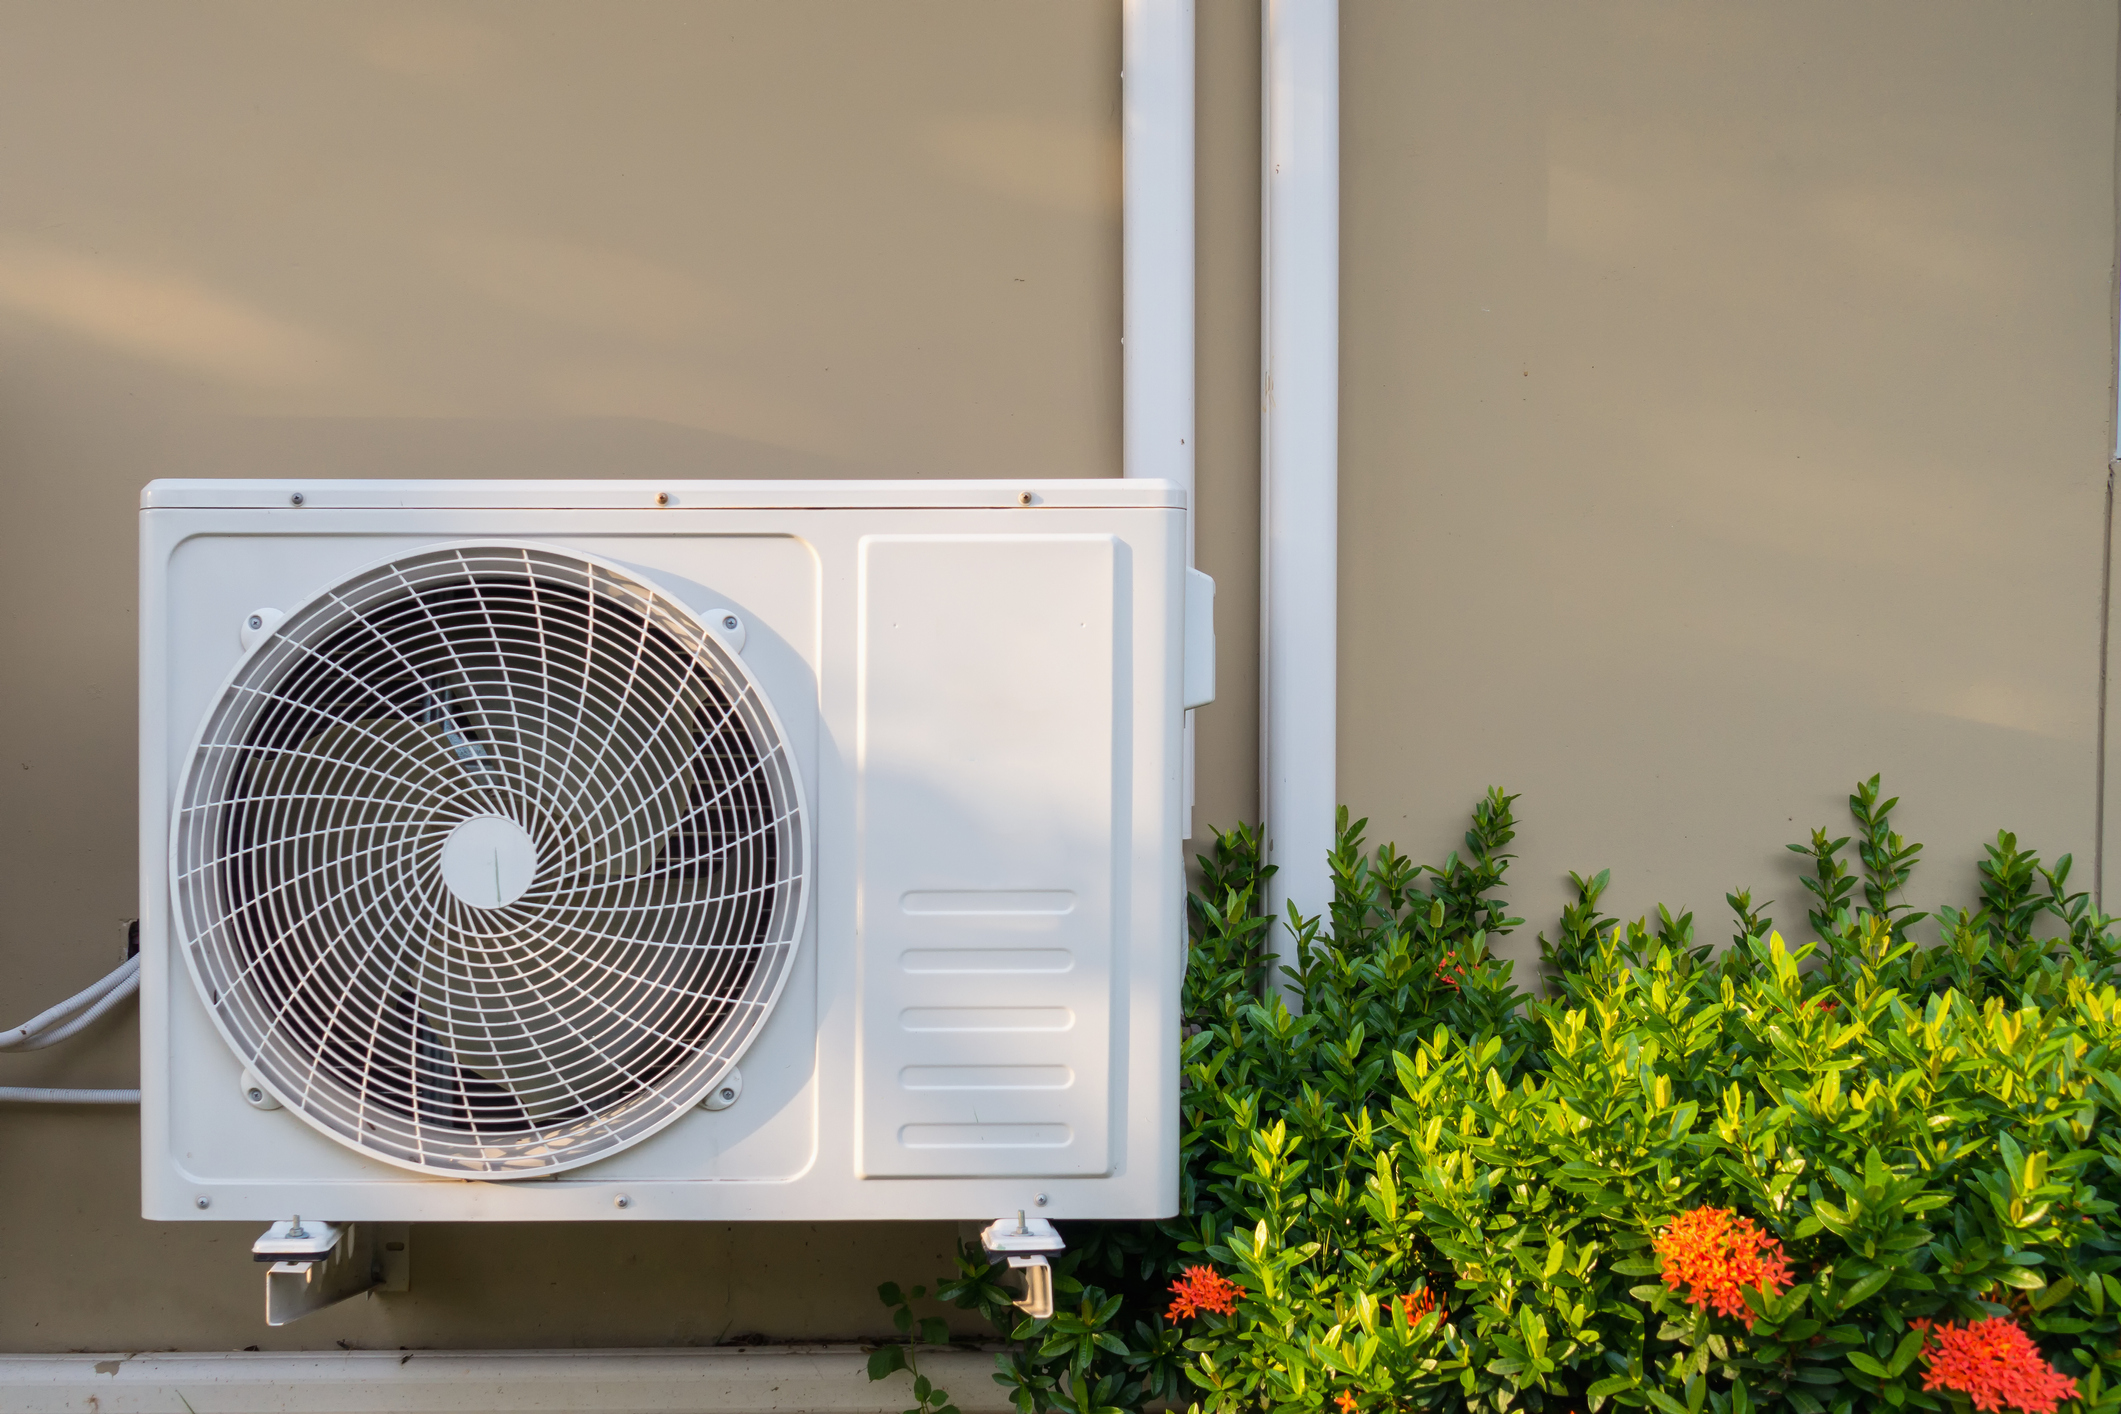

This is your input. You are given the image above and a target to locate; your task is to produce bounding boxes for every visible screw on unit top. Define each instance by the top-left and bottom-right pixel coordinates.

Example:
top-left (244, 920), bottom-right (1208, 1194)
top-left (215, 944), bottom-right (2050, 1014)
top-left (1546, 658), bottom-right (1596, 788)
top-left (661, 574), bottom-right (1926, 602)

top-left (655, 492), bottom-right (669, 506)
top-left (1018, 492), bottom-right (1033, 505)
top-left (289, 493), bottom-right (305, 506)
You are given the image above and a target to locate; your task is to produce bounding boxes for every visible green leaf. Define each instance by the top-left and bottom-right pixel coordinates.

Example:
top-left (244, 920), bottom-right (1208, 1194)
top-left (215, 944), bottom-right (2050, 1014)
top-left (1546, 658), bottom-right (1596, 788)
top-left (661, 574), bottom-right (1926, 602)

top-left (1836, 1269), bottom-right (1893, 1310)
top-left (1520, 1306), bottom-right (1549, 1361)
top-left (879, 1283), bottom-right (905, 1307)
top-left (1886, 1328), bottom-right (1926, 1377)
top-left (867, 1345), bottom-right (907, 1382)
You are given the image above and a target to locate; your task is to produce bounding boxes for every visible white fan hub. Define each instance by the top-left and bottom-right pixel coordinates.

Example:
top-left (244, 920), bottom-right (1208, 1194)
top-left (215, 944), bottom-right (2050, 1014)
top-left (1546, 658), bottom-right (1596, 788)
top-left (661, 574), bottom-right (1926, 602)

top-left (439, 814), bottom-right (538, 910)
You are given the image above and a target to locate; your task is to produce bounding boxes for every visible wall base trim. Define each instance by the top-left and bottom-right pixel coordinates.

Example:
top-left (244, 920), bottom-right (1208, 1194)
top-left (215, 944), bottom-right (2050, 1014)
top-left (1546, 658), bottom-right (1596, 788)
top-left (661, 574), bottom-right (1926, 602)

top-left (0, 1348), bottom-right (1013, 1414)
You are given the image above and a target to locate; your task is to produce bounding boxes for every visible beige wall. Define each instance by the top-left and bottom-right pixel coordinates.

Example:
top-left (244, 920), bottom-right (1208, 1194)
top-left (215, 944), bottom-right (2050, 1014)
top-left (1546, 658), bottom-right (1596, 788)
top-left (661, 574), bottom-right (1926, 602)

top-left (1340, 1), bottom-right (2119, 961)
top-left (0, 0), bottom-right (2115, 1356)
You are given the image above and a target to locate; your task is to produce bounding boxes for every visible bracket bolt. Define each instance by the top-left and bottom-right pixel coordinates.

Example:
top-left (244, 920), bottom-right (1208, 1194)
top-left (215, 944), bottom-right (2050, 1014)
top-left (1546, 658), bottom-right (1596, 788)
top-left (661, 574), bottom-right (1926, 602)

top-left (1017, 492), bottom-right (1033, 505)
top-left (655, 492), bottom-right (669, 506)
top-left (1035, 1193), bottom-right (1049, 1206)
top-left (195, 1196), bottom-right (211, 1209)
top-left (289, 493), bottom-right (305, 506)
top-left (614, 1195), bottom-right (632, 1210)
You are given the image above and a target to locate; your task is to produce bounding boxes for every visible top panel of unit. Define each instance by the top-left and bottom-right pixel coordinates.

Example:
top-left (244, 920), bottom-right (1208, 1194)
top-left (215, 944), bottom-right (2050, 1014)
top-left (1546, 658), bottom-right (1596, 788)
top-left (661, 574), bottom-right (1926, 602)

top-left (141, 479), bottom-right (1187, 511)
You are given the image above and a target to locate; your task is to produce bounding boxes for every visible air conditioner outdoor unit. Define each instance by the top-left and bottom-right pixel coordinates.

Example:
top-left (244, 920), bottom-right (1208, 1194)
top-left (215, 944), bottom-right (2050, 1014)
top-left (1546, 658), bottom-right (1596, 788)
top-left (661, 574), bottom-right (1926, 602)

top-left (139, 479), bottom-right (1210, 1232)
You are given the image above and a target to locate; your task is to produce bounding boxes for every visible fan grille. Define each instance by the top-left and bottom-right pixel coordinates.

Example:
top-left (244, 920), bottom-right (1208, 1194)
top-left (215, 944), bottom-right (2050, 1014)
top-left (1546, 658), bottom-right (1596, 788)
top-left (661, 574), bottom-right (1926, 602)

top-left (171, 544), bottom-right (805, 1177)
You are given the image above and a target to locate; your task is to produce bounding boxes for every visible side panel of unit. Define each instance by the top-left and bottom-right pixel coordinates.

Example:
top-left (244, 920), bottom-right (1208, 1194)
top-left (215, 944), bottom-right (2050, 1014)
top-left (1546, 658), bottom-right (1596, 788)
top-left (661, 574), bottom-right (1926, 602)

top-left (854, 535), bottom-right (1122, 1178)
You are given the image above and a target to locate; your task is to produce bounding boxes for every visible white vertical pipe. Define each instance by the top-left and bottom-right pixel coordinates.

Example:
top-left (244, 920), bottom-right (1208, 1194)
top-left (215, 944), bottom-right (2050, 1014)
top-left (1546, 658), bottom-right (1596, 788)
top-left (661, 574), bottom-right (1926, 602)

top-left (1122, 0), bottom-right (1198, 834)
top-left (1260, 0), bottom-right (1337, 983)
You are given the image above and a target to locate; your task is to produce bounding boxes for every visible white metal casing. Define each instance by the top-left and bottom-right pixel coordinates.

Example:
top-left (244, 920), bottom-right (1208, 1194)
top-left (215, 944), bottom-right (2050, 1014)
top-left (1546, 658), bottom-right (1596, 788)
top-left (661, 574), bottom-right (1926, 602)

top-left (139, 479), bottom-right (1196, 1223)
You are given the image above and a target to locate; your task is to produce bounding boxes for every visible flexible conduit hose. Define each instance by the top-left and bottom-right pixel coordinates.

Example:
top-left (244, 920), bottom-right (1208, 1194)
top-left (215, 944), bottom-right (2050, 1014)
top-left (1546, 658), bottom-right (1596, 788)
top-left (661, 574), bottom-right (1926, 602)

top-left (0, 956), bottom-right (142, 1103)
top-left (1, 954), bottom-right (138, 1050)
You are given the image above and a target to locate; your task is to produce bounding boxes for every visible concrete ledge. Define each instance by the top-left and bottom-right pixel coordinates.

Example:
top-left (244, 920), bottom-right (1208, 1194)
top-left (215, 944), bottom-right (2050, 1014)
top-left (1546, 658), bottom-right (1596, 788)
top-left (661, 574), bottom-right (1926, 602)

top-left (0, 1348), bottom-right (1014, 1414)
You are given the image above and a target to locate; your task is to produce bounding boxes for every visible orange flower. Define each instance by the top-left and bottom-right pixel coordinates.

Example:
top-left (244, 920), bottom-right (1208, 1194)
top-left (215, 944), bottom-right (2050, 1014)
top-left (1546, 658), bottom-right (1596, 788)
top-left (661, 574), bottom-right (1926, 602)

top-left (1917, 1317), bottom-right (2077, 1414)
top-left (1397, 1286), bottom-right (1442, 1325)
top-left (1334, 1393), bottom-right (1357, 1413)
top-left (1166, 1265), bottom-right (1245, 1321)
top-left (1653, 1207), bottom-right (1792, 1328)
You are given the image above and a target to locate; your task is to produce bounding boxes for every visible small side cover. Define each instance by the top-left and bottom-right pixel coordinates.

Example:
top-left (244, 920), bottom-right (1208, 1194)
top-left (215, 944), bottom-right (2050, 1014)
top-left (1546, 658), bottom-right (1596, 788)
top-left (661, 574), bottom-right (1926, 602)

top-left (855, 534), bottom-right (1120, 1178)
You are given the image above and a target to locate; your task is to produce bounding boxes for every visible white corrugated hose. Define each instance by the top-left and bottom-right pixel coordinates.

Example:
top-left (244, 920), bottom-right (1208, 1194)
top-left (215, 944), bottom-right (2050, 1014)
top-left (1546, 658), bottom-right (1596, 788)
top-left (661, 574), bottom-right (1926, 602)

top-left (0, 954), bottom-right (140, 1103)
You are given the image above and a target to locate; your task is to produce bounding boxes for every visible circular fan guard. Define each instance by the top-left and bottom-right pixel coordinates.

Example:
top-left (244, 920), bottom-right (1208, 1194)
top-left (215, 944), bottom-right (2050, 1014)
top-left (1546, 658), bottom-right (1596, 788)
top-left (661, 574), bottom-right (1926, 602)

top-left (171, 544), bottom-right (806, 1177)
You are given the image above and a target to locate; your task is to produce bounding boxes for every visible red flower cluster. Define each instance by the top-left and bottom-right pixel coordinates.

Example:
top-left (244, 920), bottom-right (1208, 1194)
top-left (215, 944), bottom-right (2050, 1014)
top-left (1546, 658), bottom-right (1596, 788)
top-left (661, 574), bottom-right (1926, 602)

top-left (1397, 1286), bottom-right (1442, 1326)
top-left (1653, 1207), bottom-right (1793, 1328)
top-left (1166, 1265), bottom-right (1245, 1320)
top-left (1434, 954), bottom-right (1469, 990)
top-left (1913, 1317), bottom-right (2077, 1414)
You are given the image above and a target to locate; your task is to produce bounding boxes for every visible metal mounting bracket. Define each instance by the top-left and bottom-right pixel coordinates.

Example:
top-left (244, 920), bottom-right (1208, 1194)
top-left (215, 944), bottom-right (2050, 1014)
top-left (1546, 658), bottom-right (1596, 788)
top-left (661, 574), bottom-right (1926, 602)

top-left (253, 1220), bottom-right (409, 1327)
top-left (979, 1213), bottom-right (1064, 1321)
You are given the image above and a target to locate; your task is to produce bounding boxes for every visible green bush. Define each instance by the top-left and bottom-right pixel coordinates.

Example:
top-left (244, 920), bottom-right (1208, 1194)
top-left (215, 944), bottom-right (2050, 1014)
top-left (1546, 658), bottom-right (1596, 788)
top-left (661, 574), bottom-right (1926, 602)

top-left (869, 780), bottom-right (2121, 1414)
